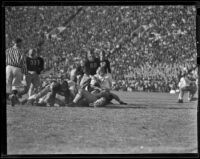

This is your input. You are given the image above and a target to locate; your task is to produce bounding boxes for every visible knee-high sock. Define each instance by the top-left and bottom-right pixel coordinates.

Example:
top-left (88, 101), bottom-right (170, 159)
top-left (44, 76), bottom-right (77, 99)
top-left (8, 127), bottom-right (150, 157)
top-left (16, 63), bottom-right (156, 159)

top-left (73, 89), bottom-right (83, 103)
top-left (178, 88), bottom-right (184, 100)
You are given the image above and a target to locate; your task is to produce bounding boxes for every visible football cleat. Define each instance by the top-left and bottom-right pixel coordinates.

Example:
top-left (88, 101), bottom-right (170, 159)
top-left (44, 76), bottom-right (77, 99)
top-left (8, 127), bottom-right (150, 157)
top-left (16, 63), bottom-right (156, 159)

top-left (27, 98), bottom-right (35, 105)
top-left (120, 101), bottom-right (127, 105)
top-left (10, 94), bottom-right (19, 107)
top-left (67, 102), bottom-right (77, 107)
top-left (20, 98), bottom-right (28, 105)
top-left (36, 102), bottom-right (46, 107)
top-left (177, 99), bottom-right (183, 103)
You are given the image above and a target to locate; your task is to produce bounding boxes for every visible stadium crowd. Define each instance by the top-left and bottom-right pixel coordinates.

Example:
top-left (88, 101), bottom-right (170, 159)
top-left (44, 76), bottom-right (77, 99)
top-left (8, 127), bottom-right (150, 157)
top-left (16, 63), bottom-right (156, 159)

top-left (5, 6), bottom-right (197, 95)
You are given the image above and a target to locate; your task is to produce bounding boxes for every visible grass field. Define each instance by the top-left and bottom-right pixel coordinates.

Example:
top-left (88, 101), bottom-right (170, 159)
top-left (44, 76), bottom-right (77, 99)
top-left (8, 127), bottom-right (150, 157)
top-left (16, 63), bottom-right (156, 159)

top-left (6, 91), bottom-right (198, 154)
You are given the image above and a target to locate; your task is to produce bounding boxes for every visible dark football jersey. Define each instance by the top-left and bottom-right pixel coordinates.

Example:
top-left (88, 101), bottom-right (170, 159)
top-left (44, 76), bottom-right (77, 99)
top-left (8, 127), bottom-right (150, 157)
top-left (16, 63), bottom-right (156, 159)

top-left (100, 59), bottom-right (111, 74)
top-left (76, 65), bottom-right (84, 76)
top-left (84, 58), bottom-right (100, 75)
top-left (26, 57), bottom-right (44, 74)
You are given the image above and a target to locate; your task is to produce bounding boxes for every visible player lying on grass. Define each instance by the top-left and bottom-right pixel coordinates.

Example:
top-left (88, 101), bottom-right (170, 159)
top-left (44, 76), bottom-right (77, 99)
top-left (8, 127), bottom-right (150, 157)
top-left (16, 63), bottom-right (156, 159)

top-left (20, 80), bottom-right (73, 106)
top-left (20, 75), bottom-right (91, 107)
top-left (68, 66), bottom-right (127, 107)
top-left (20, 66), bottom-right (126, 107)
top-left (177, 69), bottom-right (197, 103)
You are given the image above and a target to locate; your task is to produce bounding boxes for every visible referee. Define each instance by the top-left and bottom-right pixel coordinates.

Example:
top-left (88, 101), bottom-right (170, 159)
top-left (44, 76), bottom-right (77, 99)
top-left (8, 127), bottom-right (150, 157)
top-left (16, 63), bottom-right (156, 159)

top-left (6, 38), bottom-right (27, 106)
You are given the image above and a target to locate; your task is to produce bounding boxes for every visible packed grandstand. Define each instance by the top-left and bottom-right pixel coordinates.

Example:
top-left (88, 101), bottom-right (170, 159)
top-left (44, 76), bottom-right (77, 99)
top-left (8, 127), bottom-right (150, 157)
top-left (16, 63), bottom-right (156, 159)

top-left (5, 6), bottom-right (197, 93)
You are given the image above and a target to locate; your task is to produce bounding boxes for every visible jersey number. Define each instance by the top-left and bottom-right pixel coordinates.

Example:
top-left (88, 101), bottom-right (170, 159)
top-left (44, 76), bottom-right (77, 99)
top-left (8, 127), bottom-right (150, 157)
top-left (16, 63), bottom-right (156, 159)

top-left (90, 63), bottom-right (97, 69)
top-left (30, 60), bottom-right (40, 66)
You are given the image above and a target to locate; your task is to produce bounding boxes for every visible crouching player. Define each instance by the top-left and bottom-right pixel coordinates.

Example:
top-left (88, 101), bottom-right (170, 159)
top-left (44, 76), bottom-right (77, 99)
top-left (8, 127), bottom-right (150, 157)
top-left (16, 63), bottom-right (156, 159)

top-left (177, 71), bottom-right (197, 103)
top-left (21, 80), bottom-right (72, 106)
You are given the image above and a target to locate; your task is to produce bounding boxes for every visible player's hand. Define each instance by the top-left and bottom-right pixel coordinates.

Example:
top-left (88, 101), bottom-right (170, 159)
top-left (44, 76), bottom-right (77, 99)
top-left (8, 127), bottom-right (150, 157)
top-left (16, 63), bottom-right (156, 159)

top-left (100, 62), bottom-right (106, 67)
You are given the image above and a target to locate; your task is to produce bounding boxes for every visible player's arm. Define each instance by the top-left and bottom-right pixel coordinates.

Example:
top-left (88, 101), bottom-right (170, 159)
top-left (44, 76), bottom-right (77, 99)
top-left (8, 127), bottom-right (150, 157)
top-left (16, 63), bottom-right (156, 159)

top-left (108, 77), bottom-right (112, 89)
top-left (97, 58), bottom-right (101, 68)
top-left (40, 58), bottom-right (44, 72)
top-left (106, 60), bottom-right (111, 74)
top-left (90, 82), bottom-right (102, 91)
top-left (20, 53), bottom-right (28, 75)
top-left (90, 76), bottom-right (101, 90)
top-left (38, 57), bottom-right (44, 74)
top-left (83, 62), bottom-right (90, 76)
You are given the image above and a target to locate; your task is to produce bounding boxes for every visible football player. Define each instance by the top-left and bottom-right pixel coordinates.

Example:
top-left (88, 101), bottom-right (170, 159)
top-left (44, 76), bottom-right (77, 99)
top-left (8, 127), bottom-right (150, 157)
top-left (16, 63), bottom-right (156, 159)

top-left (177, 69), bottom-right (197, 103)
top-left (21, 80), bottom-right (72, 106)
top-left (99, 50), bottom-right (111, 75)
top-left (79, 49), bottom-right (100, 89)
top-left (84, 49), bottom-right (100, 76)
top-left (20, 48), bottom-right (44, 98)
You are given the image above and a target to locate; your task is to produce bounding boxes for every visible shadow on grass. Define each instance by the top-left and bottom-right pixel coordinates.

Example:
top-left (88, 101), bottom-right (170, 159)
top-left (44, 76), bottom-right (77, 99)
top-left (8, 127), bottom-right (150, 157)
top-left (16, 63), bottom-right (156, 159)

top-left (189, 97), bottom-right (198, 101)
top-left (17, 101), bottom-right (197, 110)
top-left (104, 103), bottom-right (197, 110)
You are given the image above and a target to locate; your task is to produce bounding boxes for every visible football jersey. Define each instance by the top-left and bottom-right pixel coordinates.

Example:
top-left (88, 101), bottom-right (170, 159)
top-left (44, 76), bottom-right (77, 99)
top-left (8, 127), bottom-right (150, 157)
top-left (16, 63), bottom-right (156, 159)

top-left (178, 76), bottom-right (192, 88)
top-left (76, 65), bottom-right (84, 76)
top-left (84, 58), bottom-right (100, 75)
top-left (26, 56), bottom-right (44, 74)
top-left (96, 74), bottom-right (112, 90)
top-left (100, 59), bottom-right (111, 74)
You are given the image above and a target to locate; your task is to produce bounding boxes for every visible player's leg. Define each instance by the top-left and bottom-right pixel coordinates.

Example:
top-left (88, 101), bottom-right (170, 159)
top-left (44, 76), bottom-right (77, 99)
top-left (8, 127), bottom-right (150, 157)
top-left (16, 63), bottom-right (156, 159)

top-left (188, 83), bottom-right (197, 101)
top-left (22, 85), bottom-right (51, 105)
top-left (81, 89), bottom-right (98, 103)
top-left (36, 84), bottom-right (58, 106)
top-left (89, 91), bottom-right (117, 107)
top-left (6, 65), bottom-right (13, 96)
top-left (178, 87), bottom-right (185, 103)
top-left (11, 67), bottom-right (24, 106)
top-left (70, 73), bottom-right (77, 83)
top-left (6, 66), bottom-right (16, 106)
top-left (77, 75), bottom-right (83, 85)
top-left (36, 93), bottom-right (50, 106)
top-left (43, 92), bottom-right (56, 107)
top-left (108, 92), bottom-right (127, 105)
top-left (34, 85), bottom-right (50, 100)
top-left (29, 74), bottom-right (41, 97)
top-left (19, 73), bottom-right (32, 97)
top-left (63, 91), bottom-right (72, 104)
top-left (69, 88), bottom-right (97, 106)
top-left (178, 86), bottom-right (189, 103)
top-left (90, 97), bottom-right (108, 107)
top-left (80, 74), bottom-right (90, 88)
top-left (28, 83), bottom-right (34, 98)
top-left (54, 95), bottom-right (66, 106)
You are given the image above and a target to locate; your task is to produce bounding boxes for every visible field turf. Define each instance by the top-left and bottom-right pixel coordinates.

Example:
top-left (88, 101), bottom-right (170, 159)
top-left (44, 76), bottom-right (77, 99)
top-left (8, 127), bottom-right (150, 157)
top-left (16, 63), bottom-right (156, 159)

top-left (6, 91), bottom-right (198, 154)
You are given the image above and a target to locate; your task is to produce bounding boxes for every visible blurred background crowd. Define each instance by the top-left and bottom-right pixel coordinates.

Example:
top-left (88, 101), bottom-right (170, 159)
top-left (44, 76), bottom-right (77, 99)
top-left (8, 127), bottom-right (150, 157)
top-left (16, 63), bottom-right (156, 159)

top-left (5, 6), bottom-right (198, 93)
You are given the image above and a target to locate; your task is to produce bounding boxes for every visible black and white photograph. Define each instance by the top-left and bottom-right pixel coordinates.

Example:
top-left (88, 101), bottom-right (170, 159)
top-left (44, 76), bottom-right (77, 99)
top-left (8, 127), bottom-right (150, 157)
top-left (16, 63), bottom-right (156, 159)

top-left (3, 2), bottom-right (198, 155)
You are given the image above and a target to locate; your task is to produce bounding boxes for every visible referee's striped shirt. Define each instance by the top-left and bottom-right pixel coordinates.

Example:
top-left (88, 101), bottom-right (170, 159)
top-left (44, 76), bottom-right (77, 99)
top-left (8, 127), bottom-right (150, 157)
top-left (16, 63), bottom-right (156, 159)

top-left (6, 46), bottom-right (28, 75)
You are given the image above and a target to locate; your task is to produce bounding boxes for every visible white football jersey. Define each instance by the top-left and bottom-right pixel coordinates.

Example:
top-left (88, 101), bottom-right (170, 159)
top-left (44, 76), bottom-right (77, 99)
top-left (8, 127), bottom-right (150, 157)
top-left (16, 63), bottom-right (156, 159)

top-left (96, 74), bottom-right (112, 90)
top-left (178, 76), bottom-right (191, 88)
